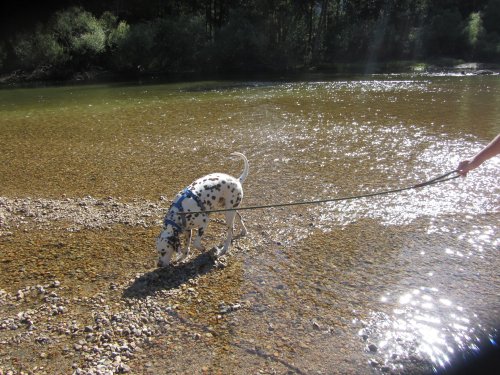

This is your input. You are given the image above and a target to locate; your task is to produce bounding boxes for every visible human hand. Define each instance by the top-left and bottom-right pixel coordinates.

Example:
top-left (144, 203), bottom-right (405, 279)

top-left (457, 160), bottom-right (474, 176)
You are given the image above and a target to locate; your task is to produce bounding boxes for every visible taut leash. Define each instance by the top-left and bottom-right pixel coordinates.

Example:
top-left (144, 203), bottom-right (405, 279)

top-left (179, 170), bottom-right (461, 215)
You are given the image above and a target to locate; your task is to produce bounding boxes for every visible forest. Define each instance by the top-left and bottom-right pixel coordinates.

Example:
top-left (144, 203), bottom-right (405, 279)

top-left (1, 0), bottom-right (499, 80)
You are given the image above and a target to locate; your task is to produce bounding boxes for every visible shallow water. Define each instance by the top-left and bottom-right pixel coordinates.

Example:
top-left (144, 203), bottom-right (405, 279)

top-left (0, 75), bottom-right (499, 374)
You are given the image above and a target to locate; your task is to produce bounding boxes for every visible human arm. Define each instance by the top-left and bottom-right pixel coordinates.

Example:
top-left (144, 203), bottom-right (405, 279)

top-left (457, 133), bottom-right (500, 176)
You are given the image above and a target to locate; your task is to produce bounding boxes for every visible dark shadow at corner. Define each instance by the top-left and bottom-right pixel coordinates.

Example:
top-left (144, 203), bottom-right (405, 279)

top-left (122, 252), bottom-right (218, 299)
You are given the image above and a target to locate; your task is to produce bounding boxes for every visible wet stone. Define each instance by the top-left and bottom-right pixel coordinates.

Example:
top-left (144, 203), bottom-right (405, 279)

top-left (369, 358), bottom-right (380, 367)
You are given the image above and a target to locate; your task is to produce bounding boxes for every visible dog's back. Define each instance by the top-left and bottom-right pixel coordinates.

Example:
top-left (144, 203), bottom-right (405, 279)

top-left (188, 172), bottom-right (242, 211)
top-left (188, 152), bottom-right (248, 211)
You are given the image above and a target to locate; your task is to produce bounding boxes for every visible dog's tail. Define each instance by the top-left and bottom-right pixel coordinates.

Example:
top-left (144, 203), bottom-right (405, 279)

top-left (230, 152), bottom-right (249, 184)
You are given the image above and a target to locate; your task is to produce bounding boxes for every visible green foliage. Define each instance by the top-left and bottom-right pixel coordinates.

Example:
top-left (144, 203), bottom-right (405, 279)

top-left (106, 20), bottom-right (130, 50)
top-left (51, 7), bottom-right (106, 67)
top-left (4, 0), bottom-right (500, 78)
top-left (13, 25), bottom-right (66, 70)
top-left (483, 0), bottom-right (500, 33)
top-left (109, 22), bottom-right (156, 72)
top-left (152, 15), bottom-right (206, 71)
top-left (210, 11), bottom-right (268, 71)
top-left (422, 8), bottom-right (465, 57)
top-left (465, 12), bottom-right (485, 47)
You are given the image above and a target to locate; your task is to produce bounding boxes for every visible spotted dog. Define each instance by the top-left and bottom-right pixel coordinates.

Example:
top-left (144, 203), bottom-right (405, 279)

top-left (156, 152), bottom-right (249, 267)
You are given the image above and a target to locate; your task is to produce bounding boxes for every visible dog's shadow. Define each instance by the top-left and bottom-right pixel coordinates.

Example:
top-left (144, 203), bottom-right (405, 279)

top-left (122, 251), bottom-right (220, 299)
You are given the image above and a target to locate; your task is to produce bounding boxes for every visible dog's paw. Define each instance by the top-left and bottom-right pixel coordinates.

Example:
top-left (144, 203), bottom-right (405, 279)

top-left (212, 251), bottom-right (228, 267)
top-left (215, 257), bottom-right (227, 269)
top-left (208, 246), bottom-right (219, 258)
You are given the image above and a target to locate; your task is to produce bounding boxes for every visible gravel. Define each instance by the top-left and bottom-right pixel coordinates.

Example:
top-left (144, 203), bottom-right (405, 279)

top-left (0, 195), bottom-right (251, 374)
top-left (0, 196), bottom-right (167, 234)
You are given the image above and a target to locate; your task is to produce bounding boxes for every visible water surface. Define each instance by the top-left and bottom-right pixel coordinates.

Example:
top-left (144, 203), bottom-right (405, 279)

top-left (0, 75), bottom-right (499, 374)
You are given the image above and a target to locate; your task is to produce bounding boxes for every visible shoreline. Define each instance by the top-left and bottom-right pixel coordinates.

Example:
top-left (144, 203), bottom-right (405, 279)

top-left (1, 61), bottom-right (499, 88)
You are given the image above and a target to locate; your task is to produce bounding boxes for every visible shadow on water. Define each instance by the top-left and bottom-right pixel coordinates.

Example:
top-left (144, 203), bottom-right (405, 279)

top-left (122, 251), bottom-right (218, 299)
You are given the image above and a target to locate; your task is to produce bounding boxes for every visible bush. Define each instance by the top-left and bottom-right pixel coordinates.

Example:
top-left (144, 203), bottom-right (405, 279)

top-left (421, 8), bottom-right (465, 58)
top-left (211, 13), bottom-right (266, 71)
top-left (51, 7), bottom-right (106, 68)
top-left (465, 12), bottom-right (485, 51)
top-left (13, 25), bottom-right (66, 70)
top-left (152, 15), bottom-right (206, 72)
top-left (209, 9), bottom-right (298, 72)
top-left (106, 19), bottom-right (129, 50)
top-left (462, 10), bottom-right (500, 60)
top-left (109, 22), bottom-right (156, 73)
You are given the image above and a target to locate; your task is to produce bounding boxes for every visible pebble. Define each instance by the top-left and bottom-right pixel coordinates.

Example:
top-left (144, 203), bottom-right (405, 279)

top-left (117, 363), bottom-right (131, 373)
top-left (84, 325), bottom-right (94, 332)
top-left (312, 320), bottom-right (321, 330)
top-left (51, 280), bottom-right (61, 288)
top-left (369, 358), bottom-right (380, 367)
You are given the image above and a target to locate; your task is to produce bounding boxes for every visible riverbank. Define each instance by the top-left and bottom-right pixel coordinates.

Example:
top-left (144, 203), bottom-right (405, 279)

top-left (1, 60), bottom-right (499, 87)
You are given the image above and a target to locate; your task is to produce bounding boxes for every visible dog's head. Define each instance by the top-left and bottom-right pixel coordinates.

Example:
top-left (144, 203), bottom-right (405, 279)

top-left (156, 227), bottom-right (181, 267)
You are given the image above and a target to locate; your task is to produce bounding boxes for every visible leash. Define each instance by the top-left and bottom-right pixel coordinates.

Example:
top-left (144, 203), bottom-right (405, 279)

top-left (179, 170), bottom-right (461, 215)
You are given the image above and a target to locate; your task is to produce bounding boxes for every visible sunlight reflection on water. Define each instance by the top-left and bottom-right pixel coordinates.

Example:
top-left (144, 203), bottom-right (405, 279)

top-left (360, 286), bottom-right (497, 372)
top-left (279, 78), bottom-right (500, 372)
top-left (315, 132), bottom-right (499, 228)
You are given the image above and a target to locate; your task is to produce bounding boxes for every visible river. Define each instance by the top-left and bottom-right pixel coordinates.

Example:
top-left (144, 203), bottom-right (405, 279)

top-left (0, 74), bottom-right (499, 374)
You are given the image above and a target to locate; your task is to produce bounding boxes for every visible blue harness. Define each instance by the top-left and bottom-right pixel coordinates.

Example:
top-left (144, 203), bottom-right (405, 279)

top-left (163, 188), bottom-right (205, 231)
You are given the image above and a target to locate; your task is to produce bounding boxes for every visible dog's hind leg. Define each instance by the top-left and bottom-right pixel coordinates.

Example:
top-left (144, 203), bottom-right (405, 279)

top-left (236, 211), bottom-right (247, 237)
top-left (217, 210), bottom-right (237, 257)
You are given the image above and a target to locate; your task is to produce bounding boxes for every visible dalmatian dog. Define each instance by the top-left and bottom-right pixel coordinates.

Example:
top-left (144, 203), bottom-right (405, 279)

top-left (156, 152), bottom-right (249, 267)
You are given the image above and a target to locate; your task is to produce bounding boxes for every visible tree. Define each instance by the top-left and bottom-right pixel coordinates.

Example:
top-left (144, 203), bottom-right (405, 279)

top-left (51, 7), bottom-right (106, 69)
top-left (13, 25), bottom-right (66, 70)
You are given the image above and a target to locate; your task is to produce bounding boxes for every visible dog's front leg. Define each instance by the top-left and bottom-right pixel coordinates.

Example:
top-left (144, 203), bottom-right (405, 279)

top-left (177, 230), bottom-right (192, 262)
